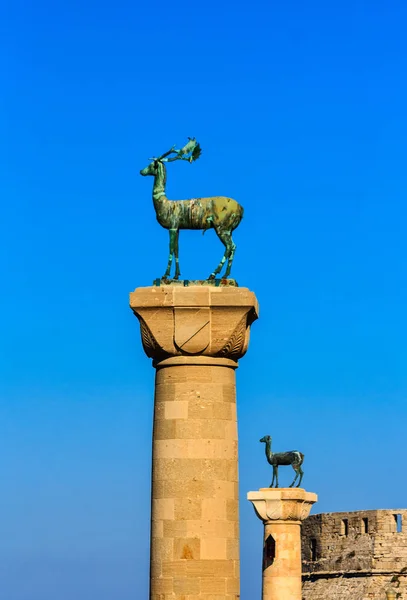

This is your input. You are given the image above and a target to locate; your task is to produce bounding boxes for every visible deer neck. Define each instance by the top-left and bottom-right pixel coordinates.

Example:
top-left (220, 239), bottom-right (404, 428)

top-left (265, 440), bottom-right (273, 464)
top-left (152, 162), bottom-right (169, 210)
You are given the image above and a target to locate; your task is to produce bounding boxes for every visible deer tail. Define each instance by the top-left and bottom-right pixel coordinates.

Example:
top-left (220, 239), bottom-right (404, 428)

top-left (230, 204), bottom-right (244, 231)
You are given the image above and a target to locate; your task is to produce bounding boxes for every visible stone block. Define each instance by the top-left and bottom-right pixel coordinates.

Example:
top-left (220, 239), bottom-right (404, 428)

top-left (186, 559), bottom-right (235, 578)
top-left (199, 577), bottom-right (227, 593)
top-left (226, 499), bottom-right (239, 521)
top-left (173, 576), bottom-right (200, 595)
top-left (174, 498), bottom-right (202, 520)
top-left (150, 578), bottom-right (173, 594)
top-left (226, 538), bottom-right (240, 560)
top-left (152, 498), bottom-right (175, 520)
top-left (173, 538), bottom-right (201, 560)
top-left (201, 538), bottom-right (227, 560)
top-left (164, 401), bottom-right (189, 419)
top-left (202, 498), bottom-right (227, 521)
top-left (163, 520), bottom-right (188, 537)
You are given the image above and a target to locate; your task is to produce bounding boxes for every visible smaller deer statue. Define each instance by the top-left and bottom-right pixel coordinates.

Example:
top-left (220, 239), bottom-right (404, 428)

top-left (140, 138), bottom-right (243, 281)
top-left (260, 435), bottom-right (304, 488)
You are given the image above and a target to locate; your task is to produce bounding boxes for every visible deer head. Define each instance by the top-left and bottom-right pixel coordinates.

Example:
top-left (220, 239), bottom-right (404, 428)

top-left (140, 137), bottom-right (202, 176)
top-left (260, 435), bottom-right (272, 443)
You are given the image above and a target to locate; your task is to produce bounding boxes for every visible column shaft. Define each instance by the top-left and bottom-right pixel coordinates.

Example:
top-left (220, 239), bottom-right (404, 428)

top-left (262, 521), bottom-right (301, 600)
top-left (150, 362), bottom-right (239, 599)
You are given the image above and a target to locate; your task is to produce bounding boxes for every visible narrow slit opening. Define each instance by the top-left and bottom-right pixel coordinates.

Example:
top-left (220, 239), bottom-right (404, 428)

top-left (394, 514), bottom-right (402, 533)
top-left (263, 534), bottom-right (276, 570)
top-left (341, 518), bottom-right (349, 536)
top-left (311, 538), bottom-right (317, 561)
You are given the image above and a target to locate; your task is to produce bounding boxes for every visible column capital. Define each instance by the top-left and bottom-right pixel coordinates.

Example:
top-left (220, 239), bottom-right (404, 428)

top-left (130, 285), bottom-right (258, 365)
top-left (247, 488), bottom-right (318, 524)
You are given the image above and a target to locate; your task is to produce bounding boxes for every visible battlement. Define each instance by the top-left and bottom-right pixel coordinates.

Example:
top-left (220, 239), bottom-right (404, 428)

top-left (302, 509), bottom-right (406, 573)
top-left (301, 509), bottom-right (407, 600)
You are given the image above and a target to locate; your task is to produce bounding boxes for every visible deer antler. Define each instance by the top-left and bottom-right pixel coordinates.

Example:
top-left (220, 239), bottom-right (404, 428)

top-left (165, 138), bottom-right (202, 163)
top-left (149, 138), bottom-right (202, 164)
top-left (149, 145), bottom-right (178, 162)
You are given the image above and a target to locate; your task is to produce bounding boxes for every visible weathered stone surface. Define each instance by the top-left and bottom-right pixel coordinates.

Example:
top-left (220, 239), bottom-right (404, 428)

top-left (302, 509), bottom-right (407, 600)
top-left (248, 488), bottom-right (317, 600)
top-left (131, 285), bottom-right (258, 600)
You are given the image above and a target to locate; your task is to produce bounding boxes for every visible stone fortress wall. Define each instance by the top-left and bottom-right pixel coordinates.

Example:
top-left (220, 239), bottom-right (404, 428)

top-left (301, 509), bottom-right (407, 599)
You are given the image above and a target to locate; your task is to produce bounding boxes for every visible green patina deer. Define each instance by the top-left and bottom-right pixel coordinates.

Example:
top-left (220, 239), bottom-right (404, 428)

top-left (140, 138), bottom-right (243, 281)
top-left (260, 435), bottom-right (304, 488)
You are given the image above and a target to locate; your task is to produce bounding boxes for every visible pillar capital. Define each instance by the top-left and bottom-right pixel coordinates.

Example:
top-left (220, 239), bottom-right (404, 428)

top-left (248, 488), bottom-right (318, 524)
top-left (130, 285), bottom-right (259, 365)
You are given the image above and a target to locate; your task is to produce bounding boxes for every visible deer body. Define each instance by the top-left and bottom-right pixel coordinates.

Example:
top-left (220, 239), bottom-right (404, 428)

top-left (260, 435), bottom-right (304, 488)
top-left (141, 141), bottom-right (243, 280)
top-left (154, 194), bottom-right (242, 232)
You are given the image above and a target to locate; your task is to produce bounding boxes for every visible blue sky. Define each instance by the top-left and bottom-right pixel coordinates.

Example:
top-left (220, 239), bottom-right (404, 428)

top-left (2, 0), bottom-right (407, 598)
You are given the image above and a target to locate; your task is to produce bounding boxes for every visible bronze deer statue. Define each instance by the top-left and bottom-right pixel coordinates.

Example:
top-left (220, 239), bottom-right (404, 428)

top-left (260, 435), bottom-right (304, 488)
top-left (140, 138), bottom-right (243, 281)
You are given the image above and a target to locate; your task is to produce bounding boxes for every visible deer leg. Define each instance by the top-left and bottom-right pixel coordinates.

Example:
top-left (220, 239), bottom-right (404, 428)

top-left (275, 466), bottom-right (279, 488)
top-left (290, 463), bottom-right (303, 488)
top-left (209, 229), bottom-right (232, 279)
top-left (289, 465), bottom-right (299, 488)
top-left (270, 466), bottom-right (276, 488)
top-left (224, 235), bottom-right (236, 278)
top-left (174, 230), bottom-right (181, 280)
top-left (296, 466), bottom-right (304, 488)
top-left (163, 229), bottom-right (176, 279)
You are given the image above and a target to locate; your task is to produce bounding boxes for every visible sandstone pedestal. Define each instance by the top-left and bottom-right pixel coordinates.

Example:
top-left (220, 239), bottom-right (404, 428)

top-left (247, 488), bottom-right (317, 600)
top-left (130, 285), bottom-right (258, 600)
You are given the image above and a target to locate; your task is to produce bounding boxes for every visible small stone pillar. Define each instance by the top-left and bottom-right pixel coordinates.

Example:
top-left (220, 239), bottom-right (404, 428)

top-left (247, 488), bottom-right (317, 600)
top-left (130, 285), bottom-right (258, 600)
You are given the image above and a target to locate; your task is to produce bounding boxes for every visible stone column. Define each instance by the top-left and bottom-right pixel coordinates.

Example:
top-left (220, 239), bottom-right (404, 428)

top-left (247, 488), bottom-right (317, 600)
top-left (130, 285), bottom-right (258, 600)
